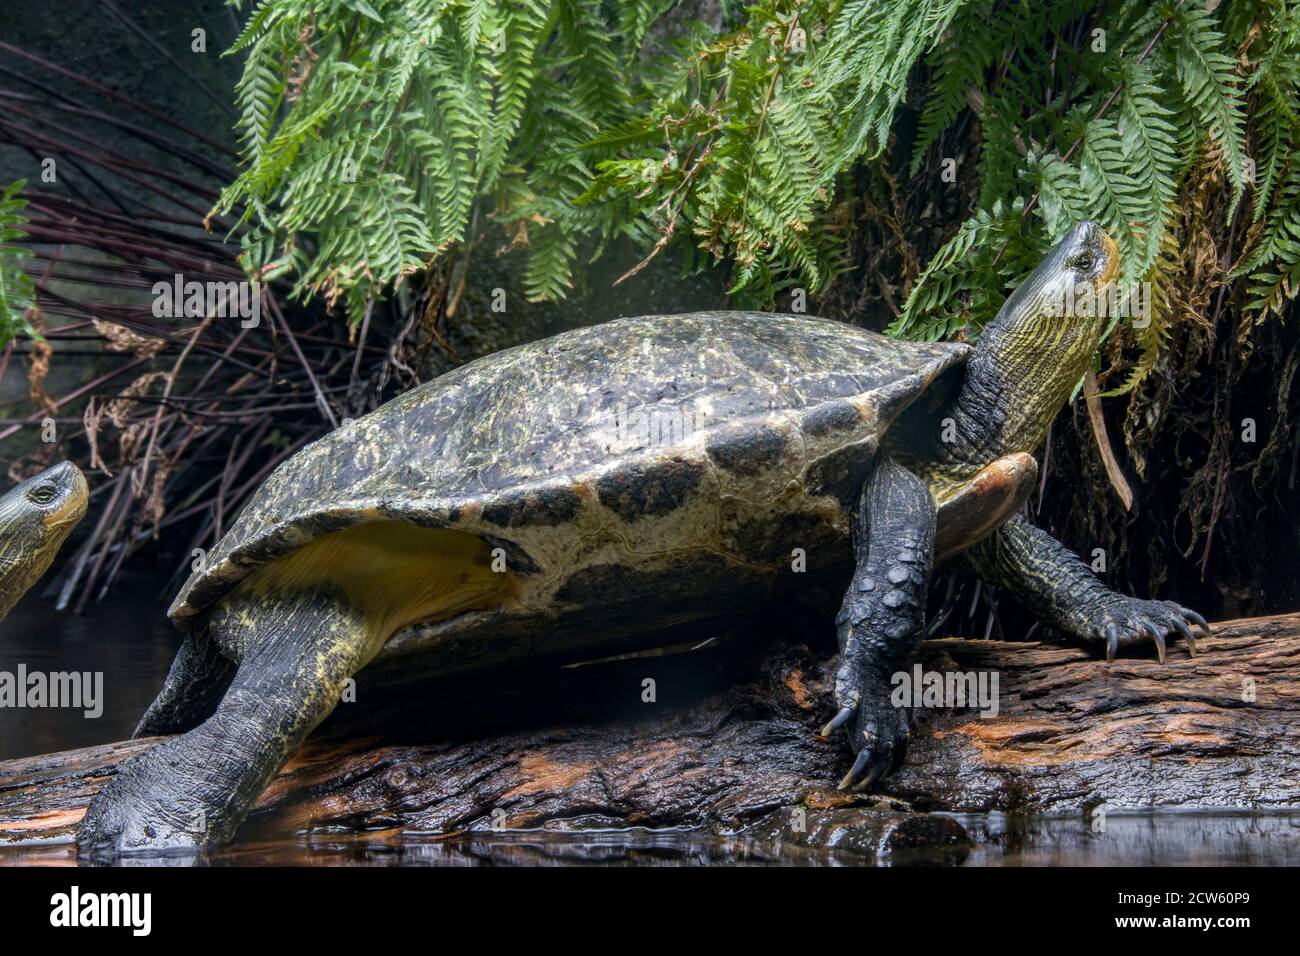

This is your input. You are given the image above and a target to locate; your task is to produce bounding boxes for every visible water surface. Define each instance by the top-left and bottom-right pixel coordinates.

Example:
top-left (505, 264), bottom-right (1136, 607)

top-left (0, 574), bottom-right (175, 759)
top-left (3, 811), bottom-right (1298, 866)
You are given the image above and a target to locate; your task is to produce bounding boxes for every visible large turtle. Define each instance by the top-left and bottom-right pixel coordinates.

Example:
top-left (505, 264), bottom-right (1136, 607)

top-left (79, 221), bottom-right (1206, 855)
top-left (0, 462), bottom-right (88, 623)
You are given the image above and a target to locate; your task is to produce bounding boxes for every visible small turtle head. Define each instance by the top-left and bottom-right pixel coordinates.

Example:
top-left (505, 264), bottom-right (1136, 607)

top-left (0, 461), bottom-right (89, 622)
top-left (1000, 220), bottom-right (1120, 327)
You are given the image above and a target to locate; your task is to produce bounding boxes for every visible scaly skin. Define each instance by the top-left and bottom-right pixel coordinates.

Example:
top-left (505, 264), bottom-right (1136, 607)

top-left (964, 515), bottom-right (1206, 663)
top-left (928, 222), bottom-right (1204, 660)
top-left (133, 632), bottom-right (236, 737)
top-left (893, 225), bottom-right (1117, 499)
top-left (79, 586), bottom-right (372, 857)
top-left (823, 456), bottom-right (934, 789)
top-left (826, 221), bottom-right (1205, 788)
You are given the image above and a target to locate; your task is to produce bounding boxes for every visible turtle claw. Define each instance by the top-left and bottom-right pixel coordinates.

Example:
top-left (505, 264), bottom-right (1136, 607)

top-left (852, 739), bottom-right (904, 792)
top-left (831, 690), bottom-right (910, 791)
top-left (1104, 624), bottom-right (1120, 662)
top-left (1090, 599), bottom-right (1208, 663)
top-left (851, 764), bottom-right (887, 793)
top-left (820, 705), bottom-right (855, 738)
top-left (838, 750), bottom-right (872, 790)
top-left (1172, 619), bottom-right (1198, 657)
top-left (826, 651), bottom-right (911, 791)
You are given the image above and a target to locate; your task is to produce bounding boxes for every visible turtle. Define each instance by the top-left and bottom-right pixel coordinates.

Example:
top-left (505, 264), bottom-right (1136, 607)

top-left (0, 461), bottom-right (88, 624)
top-left (78, 221), bottom-right (1207, 855)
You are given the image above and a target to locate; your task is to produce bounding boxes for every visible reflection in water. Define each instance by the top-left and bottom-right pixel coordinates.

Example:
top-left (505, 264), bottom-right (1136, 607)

top-left (5, 811), bottom-right (1299, 867)
top-left (0, 573), bottom-right (176, 759)
top-left (956, 810), bottom-right (1300, 866)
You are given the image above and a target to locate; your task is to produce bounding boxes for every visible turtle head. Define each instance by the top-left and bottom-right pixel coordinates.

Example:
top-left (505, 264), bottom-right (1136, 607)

top-left (0, 461), bottom-right (89, 623)
top-left (925, 222), bottom-right (1121, 486)
top-left (1041, 218), bottom-right (1119, 302)
top-left (991, 219), bottom-right (1120, 337)
top-left (973, 220), bottom-right (1119, 438)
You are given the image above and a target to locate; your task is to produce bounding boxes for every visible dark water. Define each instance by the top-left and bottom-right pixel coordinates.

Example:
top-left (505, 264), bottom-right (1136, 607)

top-left (0, 574), bottom-right (175, 760)
top-left (3, 811), bottom-right (1299, 866)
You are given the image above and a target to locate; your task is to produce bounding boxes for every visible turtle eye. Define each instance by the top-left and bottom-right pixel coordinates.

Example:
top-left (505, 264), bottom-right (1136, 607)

top-left (28, 484), bottom-right (57, 505)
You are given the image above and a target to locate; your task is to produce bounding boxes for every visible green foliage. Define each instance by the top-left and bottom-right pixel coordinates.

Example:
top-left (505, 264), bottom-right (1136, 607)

top-left (0, 181), bottom-right (37, 348)
top-left (580, 0), bottom-right (972, 300)
top-left (218, 0), bottom-right (976, 312)
top-left (219, 0), bottom-right (1300, 353)
top-left (891, 198), bottom-right (1031, 339)
top-left (1234, 1), bottom-right (1300, 315)
top-left (888, 0), bottom-right (1298, 396)
top-left (217, 0), bottom-right (658, 314)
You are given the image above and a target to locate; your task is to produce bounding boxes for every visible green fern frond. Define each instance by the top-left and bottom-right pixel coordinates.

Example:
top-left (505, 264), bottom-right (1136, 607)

top-left (1166, 2), bottom-right (1249, 215)
top-left (893, 198), bottom-right (1028, 339)
top-left (523, 221), bottom-right (577, 301)
top-left (1241, 161), bottom-right (1300, 315)
top-left (0, 180), bottom-right (37, 347)
top-left (1106, 216), bottom-right (1179, 398)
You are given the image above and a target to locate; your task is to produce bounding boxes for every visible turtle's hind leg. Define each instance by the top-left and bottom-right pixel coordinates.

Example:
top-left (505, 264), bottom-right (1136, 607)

top-left (78, 520), bottom-right (510, 857)
top-left (77, 591), bottom-right (373, 857)
top-left (821, 455), bottom-right (935, 790)
top-left (133, 632), bottom-right (235, 737)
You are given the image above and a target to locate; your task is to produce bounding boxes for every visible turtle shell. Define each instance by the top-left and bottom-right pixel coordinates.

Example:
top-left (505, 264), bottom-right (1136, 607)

top-left (171, 312), bottom-right (968, 674)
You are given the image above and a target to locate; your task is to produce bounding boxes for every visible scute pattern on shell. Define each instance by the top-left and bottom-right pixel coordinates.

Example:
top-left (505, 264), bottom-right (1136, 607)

top-left (171, 312), bottom-right (970, 660)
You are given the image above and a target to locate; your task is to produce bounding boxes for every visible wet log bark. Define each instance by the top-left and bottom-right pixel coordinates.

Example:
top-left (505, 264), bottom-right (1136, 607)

top-left (1, 613), bottom-right (1296, 858)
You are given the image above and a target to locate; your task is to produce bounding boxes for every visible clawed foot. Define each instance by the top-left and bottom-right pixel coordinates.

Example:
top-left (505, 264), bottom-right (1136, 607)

top-left (820, 666), bottom-right (909, 792)
top-left (1085, 598), bottom-right (1209, 663)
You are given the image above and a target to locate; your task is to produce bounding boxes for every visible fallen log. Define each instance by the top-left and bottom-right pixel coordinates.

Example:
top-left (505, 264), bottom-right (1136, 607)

top-left (1, 613), bottom-right (1296, 860)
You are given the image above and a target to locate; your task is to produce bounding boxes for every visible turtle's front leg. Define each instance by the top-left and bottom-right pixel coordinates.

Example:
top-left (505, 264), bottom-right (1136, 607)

top-left (964, 514), bottom-right (1208, 661)
top-left (822, 456), bottom-right (935, 790)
